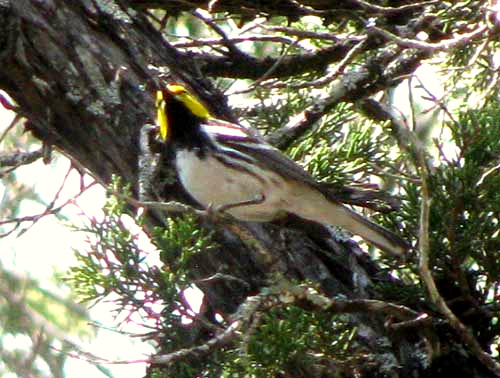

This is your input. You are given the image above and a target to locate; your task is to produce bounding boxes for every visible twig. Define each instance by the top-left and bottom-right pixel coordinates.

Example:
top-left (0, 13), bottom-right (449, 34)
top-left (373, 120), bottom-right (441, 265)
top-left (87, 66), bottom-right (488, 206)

top-left (389, 312), bottom-right (435, 331)
top-left (413, 75), bottom-right (459, 128)
top-left (132, 199), bottom-right (205, 217)
top-left (151, 320), bottom-right (241, 364)
top-left (416, 137), bottom-right (500, 376)
top-left (266, 99), bottom-right (330, 150)
top-left (356, 98), bottom-right (417, 158)
top-left (267, 49), bottom-right (427, 150)
top-left (172, 34), bottom-right (297, 49)
top-left (0, 150), bottom-right (44, 177)
top-left (192, 9), bottom-right (249, 59)
top-left (369, 23), bottom-right (489, 51)
top-left (264, 26), bottom-right (353, 41)
top-left (195, 273), bottom-right (251, 289)
top-left (58, 280), bottom-right (423, 367)
top-left (266, 74), bottom-right (354, 149)
top-left (290, 37), bottom-right (368, 89)
top-left (477, 162), bottom-right (500, 187)
top-left (69, 291), bottom-right (267, 366)
top-left (285, 283), bottom-right (418, 320)
top-left (352, 0), bottom-right (440, 15)
top-left (0, 113), bottom-right (21, 145)
top-left (0, 166), bottom-right (97, 238)
top-left (152, 281), bottom-right (420, 365)
top-left (230, 40), bottom-right (299, 95)
top-left (407, 76), bottom-right (417, 130)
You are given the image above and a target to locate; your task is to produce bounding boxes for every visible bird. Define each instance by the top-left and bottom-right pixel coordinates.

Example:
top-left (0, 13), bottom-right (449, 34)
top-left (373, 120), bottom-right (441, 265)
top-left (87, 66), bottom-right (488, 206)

top-left (155, 83), bottom-right (409, 256)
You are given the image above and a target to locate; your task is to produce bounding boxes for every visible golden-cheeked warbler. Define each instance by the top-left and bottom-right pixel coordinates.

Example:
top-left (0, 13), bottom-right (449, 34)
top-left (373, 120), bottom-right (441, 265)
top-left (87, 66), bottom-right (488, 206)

top-left (155, 83), bottom-right (409, 256)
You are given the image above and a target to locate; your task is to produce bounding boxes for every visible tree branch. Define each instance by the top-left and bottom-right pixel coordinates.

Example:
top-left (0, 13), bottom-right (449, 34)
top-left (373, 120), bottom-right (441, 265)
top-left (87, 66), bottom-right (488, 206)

top-left (0, 149), bottom-right (43, 170)
top-left (194, 42), bottom-right (355, 79)
top-left (369, 23), bottom-right (489, 51)
top-left (267, 48), bottom-right (429, 150)
top-left (148, 281), bottom-right (419, 366)
top-left (131, 0), bottom-right (440, 20)
top-left (360, 97), bottom-right (500, 376)
top-left (416, 139), bottom-right (500, 376)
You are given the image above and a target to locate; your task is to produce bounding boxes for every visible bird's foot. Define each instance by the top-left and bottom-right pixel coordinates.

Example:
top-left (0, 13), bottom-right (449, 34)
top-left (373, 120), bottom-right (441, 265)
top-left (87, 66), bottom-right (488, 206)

top-left (205, 194), bottom-right (266, 220)
top-left (217, 194), bottom-right (266, 213)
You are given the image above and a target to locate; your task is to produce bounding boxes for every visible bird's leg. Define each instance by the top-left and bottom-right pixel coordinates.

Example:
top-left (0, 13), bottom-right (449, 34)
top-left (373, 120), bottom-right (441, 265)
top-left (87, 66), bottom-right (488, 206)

top-left (217, 193), bottom-right (266, 213)
top-left (205, 194), bottom-right (266, 219)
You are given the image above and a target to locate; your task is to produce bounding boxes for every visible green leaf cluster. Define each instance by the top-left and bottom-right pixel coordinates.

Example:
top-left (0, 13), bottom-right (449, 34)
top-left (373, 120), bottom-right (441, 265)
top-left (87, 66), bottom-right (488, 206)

top-left (222, 305), bottom-right (355, 377)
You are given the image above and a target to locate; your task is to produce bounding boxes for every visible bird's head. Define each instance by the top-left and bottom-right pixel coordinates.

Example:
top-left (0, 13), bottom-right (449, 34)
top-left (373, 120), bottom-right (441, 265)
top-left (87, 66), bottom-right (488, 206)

top-left (156, 83), bottom-right (211, 141)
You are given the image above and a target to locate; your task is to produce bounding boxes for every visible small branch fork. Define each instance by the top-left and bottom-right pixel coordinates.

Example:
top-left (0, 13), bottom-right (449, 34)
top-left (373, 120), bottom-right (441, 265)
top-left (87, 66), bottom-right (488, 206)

top-left (0, 164), bottom-right (98, 238)
top-left (58, 281), bottom-right (425, 366)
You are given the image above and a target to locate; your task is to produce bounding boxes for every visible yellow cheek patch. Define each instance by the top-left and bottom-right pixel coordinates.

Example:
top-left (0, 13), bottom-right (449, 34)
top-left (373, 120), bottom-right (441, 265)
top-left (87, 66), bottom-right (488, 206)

top-left (166, 84), bottom-right (211, 119)
top-left (156, 90), bottom-right (168, 140)
top-left (156, 84), bottom-right (212, 141)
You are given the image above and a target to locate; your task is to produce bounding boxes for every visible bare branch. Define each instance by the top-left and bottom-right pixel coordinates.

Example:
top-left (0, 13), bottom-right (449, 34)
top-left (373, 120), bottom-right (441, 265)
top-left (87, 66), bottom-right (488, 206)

top-left (0, 165), bottom-right (97, 237)
top-left (415, 127), bottom-right (500, 376)
top-left (196, 41), bottom-right (356, 79)
top-left (351, 0), bottom-right (440, 15)
top-left (286, 37), bottom-right (369, 89)
top-left (233, 40), bottom-right (299, 94)
top-left (192, 9), bottom-right (249, 60)
top-left (150, 281), bottom-right (419, 366)
top-left (151, 319), bottom-right (241, 364)
top-left (130, 0), bottom-right (440, 19)
top-left (369, 23), bottom-right (489, 51)
top-left (0, 113), bottom-right (21, 145)
top-left (138, 200), bottom-right (204, 216)
top-left (267, 48), bottom-right (428, 150)
top-left (0, 149), bottom-right (43, 170)
top-left (388, 313), bottom-right (435, 331)
top-left (264, 26), bottom-right (357, 41)
top-left (172, 35), bottom-right (298, 49)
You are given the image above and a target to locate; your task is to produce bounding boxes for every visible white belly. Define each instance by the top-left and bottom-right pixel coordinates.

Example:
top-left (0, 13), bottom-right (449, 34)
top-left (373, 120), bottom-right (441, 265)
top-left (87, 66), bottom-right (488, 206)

top-left (175, 149), bottom-right (290, 221)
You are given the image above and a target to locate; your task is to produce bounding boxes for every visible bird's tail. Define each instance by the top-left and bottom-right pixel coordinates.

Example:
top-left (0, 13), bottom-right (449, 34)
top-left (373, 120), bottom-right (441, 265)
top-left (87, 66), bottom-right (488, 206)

top-left (336, 205), bottom-right (410, 255)
top-left (297, 196), bottom-right (410, 256)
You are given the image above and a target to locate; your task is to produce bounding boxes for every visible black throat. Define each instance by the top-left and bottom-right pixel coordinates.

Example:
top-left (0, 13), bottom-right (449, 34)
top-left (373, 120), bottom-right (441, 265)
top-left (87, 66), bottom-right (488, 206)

top-left (165, 98), bottom-right (211, 152)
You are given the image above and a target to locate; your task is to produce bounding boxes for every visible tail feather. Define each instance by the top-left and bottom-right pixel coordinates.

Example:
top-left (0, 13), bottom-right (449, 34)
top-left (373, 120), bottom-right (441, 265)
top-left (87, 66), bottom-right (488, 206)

top-left (339, 206), bottom-right (409, 255)
top-left (294, 195), bottom-right (410, 256)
